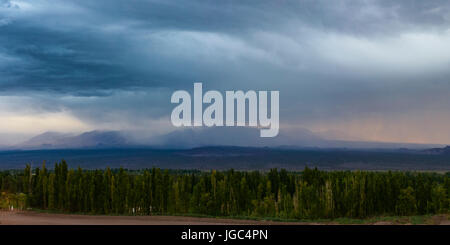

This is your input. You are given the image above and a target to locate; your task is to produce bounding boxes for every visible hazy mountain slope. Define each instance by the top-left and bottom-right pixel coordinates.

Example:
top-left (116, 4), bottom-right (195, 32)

top-left (18, 132), bottom-right (74, 148)
top-left (15, 127), bottom-right (443, 150)
top-left (16, 131), bottom-right (128, 149)
top-left (422, 146), bottom-right (450, 154)
top-left (151, 127), bottom-right (441, 149)
top-left (152, 127), bottom-right (327, 148)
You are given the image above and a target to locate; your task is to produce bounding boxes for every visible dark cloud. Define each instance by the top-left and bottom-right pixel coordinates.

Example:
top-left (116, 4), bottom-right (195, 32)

top-left (1, 0), bottom-right (449, 93)
top-left (1, 0), bottom-right (450, 144)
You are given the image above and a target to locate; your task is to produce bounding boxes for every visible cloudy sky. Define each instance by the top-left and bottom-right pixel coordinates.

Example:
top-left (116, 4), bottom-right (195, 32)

top-left (1, 0), bottom-right (450, 145)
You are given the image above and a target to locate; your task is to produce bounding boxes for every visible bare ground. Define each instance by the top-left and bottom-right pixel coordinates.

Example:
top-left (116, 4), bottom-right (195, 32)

top-left (0, 211), bottom-right (317, 225)
top-left (0, 211), bottom-right (449, 225)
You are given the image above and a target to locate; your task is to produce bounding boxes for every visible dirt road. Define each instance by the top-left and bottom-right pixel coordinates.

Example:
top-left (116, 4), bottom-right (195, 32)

top-left (0, 211), bottom-right (312, 225)
top-left (1, 211), bottom-right (449, 225)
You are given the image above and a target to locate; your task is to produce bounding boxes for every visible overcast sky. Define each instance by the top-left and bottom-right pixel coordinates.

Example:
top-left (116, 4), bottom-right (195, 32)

top-left (1, 0), bottom-right (450, 145)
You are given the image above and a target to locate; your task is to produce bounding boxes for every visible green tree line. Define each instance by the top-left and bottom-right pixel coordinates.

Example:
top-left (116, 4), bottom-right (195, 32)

top-left (0, 161), bottom-right (449, 219)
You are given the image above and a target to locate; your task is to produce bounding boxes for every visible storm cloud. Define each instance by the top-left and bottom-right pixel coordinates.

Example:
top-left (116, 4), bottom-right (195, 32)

top-left (1, 0), bottom-right (450, 145)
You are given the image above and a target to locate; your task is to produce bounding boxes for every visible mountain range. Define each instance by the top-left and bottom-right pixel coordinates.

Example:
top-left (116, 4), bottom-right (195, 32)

top-left (1, 129), bottom-right (449, 171)
top-left (16, 131), bottom-right (129, 149)
top-left (10, 127), bottom-right (444, 150)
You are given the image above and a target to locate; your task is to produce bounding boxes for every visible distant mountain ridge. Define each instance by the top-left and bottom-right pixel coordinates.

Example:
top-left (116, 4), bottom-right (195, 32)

top-left (152, 127), bottom-right (442, 150)
top-left (422, 146), bottom-right (450, 154)
top-left (12, 127), bottom-right (444, 150)
top-left (16, 130), bottom-right (129, 149)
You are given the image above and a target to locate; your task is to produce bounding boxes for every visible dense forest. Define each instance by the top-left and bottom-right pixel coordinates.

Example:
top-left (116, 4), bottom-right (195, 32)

top-left (0, 161), bottom-right (449, 219)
